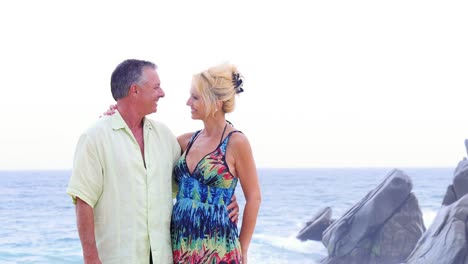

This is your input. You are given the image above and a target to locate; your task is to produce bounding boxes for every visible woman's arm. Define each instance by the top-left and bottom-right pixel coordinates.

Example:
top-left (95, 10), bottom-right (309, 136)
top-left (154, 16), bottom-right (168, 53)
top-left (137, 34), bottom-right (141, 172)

top-left (231, 133), bottom-right (261, 263)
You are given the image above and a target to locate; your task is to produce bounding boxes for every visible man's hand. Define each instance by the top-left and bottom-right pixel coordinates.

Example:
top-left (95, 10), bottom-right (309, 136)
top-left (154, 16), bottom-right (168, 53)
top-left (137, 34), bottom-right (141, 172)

top-left (76, 198), bottom-right (102, 264)
top-left (227, 195), bottom-right (240, 224)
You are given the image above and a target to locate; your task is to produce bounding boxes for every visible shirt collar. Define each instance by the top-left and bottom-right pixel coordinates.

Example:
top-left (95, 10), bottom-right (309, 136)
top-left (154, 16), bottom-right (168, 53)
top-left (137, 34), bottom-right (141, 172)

top-left (111, 110), bottom-right (152, 131)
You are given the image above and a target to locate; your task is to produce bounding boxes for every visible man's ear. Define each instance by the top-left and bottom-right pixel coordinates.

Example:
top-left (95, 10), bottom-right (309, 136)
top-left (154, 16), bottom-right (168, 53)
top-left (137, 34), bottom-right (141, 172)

top-left (129, 84), bottom-right (138, 96)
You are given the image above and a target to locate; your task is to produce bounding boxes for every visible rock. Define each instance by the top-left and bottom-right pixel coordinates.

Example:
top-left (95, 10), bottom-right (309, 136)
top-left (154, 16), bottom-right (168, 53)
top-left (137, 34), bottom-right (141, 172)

top-left (368, 193), bottom-right (425, 264)
top-left (297, 207), bottom-right (333, 241)
top-left (453, 158), bottom-right (468, 200)
top-left (405, 193), bottom-right (468, 264)
top-left (320, 169), bottom-right (425, 264)
top-left (464, 139), bottom-right (468, 155)
top-left (442, 157), bottom-right (468, 206)
top-left (442, 185), bottom-right (457, 206)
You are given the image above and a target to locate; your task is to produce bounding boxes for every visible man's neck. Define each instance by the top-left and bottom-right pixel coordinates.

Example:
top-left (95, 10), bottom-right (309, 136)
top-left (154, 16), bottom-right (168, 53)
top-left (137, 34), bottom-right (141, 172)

top-left (116, 100), bottom-right (146, 164)
top-left (116, 101), bottom-right (144, 131)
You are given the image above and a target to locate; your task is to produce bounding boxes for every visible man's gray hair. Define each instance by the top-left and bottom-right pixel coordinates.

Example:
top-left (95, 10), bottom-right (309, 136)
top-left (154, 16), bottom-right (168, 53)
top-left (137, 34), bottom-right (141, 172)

top-left (111, 59), bottom-right (157, 101)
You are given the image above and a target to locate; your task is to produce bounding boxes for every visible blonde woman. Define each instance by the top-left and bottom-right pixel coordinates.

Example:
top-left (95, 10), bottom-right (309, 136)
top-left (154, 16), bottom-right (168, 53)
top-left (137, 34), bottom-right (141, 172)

top-left (171, 63), bottom-right (261, 264)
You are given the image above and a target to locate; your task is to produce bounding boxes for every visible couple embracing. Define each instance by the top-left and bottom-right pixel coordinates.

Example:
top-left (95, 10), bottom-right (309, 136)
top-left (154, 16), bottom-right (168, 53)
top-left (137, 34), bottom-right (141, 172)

top-left (67, 59), bottom-right (261, 264)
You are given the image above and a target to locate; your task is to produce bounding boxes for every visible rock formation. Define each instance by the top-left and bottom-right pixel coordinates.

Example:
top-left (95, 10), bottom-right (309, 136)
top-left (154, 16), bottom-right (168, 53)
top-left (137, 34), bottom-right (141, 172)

top-left (320, 169), bottom-right (425, 264)
top-left (442, 156), bottom-right (468, 206)
top-left (404, 143), bottom-right (468, 264)
top-left (405, 194), bottom-right (468, 264)
top-left (297, 207), bottom-right (333, 241)
top-left (296, 140), bottom-right (468, 263)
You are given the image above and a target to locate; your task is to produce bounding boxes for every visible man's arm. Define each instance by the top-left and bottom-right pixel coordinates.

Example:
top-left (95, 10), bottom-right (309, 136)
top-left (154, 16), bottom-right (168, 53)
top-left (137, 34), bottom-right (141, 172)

top-left (76, 197), bottom-right (102, 264)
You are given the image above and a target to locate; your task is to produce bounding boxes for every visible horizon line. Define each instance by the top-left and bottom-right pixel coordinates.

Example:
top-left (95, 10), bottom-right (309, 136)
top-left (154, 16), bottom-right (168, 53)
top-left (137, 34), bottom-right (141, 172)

top-left (0, 166), bottom-right (456, 172)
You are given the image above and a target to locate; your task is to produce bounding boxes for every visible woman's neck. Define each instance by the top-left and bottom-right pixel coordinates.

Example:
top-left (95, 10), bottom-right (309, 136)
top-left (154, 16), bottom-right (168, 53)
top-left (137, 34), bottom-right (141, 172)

top-left (201, 116), bottom-right (226, 137)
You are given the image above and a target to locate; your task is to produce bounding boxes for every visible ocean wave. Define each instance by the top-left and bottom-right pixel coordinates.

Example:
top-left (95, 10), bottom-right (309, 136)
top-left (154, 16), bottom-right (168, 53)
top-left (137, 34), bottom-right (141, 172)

top-left (254, 233), bottom-right (327, 256)
top-left (422, 208), bottom-right (438, 228)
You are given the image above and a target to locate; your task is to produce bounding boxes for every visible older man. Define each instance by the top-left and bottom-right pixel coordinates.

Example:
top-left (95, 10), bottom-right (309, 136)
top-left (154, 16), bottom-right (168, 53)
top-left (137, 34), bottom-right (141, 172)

top-left (67, 59), bottom-right (178, 263)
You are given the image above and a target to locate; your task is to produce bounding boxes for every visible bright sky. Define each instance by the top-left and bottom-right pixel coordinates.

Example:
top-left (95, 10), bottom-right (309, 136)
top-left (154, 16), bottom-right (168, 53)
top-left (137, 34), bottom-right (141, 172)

top-left (1, 1), bottom-right (467, 170)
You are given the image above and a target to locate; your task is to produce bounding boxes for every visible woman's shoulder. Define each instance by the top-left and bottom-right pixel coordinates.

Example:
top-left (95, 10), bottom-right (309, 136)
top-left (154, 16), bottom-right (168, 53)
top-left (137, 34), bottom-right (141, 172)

top-left (228, 129), bottom-right (250, 148)
top-left (177, 132), bottom-right (195, 142)
top-left (177, 132), bottom-right (197, 151)
top-left (227, 130), bottom-right (254, 162)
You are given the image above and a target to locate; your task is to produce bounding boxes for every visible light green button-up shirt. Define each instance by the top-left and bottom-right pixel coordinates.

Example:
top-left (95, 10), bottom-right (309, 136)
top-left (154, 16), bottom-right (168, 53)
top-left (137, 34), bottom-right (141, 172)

top-left (67, 111), bottom-right (181, 264)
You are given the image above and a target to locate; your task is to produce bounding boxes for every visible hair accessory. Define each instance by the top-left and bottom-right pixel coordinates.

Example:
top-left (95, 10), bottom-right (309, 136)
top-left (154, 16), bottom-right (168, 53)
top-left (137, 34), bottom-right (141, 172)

top-left (232, 72), bottom-right (244, 94)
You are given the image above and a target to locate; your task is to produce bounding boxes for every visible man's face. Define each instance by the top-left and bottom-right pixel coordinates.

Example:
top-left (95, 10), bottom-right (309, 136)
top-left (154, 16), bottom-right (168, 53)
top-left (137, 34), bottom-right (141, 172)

top-left (136, 68), bottom-right (165, 114)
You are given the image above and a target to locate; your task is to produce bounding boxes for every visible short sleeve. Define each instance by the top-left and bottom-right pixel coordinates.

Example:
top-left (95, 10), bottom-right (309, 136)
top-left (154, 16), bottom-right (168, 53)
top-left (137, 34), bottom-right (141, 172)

top-left (66, 133), bottom-right (103, 208)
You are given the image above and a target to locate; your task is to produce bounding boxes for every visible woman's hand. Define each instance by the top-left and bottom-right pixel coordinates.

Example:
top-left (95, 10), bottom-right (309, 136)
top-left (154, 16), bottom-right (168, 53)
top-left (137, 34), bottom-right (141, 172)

top-left (99, 104), bottom-right (117, 117)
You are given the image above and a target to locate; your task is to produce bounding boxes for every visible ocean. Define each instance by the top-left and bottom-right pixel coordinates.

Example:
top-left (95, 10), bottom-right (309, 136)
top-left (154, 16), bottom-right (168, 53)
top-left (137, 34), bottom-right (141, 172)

top-left (0, 168), bottom-right (453, 264)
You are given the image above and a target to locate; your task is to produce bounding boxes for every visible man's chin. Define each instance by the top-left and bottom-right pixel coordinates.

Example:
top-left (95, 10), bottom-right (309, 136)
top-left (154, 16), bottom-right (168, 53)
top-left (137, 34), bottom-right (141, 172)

top-left (145, 108), bottom-right (157, 115)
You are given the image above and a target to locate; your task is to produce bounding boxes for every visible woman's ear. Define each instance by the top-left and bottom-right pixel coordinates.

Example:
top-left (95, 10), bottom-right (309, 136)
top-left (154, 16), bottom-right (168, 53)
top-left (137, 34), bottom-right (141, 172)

top-left (217, 100), bottom-right (223, 112)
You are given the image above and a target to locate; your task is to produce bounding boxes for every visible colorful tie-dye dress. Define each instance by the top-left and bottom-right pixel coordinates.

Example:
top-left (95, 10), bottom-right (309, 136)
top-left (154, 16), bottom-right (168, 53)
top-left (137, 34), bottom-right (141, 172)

top-left (171, 128), bottom-right (242, 264)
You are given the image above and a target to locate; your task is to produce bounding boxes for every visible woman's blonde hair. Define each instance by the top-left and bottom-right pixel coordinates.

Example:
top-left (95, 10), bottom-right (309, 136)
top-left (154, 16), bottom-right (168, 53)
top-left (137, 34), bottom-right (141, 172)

top-left (192, 63), bottom-right (244, 117)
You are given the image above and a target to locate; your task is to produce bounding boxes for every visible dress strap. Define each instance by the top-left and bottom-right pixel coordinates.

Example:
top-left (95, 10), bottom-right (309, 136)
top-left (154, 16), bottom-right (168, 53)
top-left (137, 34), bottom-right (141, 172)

top-left (220, 130), bottom-right (243, 155)
top-left (218, 123), bottom-right (228, 145)
top-left (185, 130), bottom-right (201, 155)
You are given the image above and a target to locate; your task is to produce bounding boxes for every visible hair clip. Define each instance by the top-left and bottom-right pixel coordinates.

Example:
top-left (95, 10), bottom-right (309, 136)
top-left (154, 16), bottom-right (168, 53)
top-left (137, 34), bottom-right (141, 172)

top-left (232, 72), bottom-right (244, 94)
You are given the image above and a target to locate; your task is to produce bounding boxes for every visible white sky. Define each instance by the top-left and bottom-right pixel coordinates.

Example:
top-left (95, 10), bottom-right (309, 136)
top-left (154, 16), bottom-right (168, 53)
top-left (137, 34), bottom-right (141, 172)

top-left (1, 0), bottom-right (467, 170)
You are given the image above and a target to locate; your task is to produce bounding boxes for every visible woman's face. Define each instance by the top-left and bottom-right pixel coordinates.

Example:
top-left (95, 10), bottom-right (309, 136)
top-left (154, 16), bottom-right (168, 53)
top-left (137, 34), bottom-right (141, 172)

top-left (186, 84), bottom-right (206, 120)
